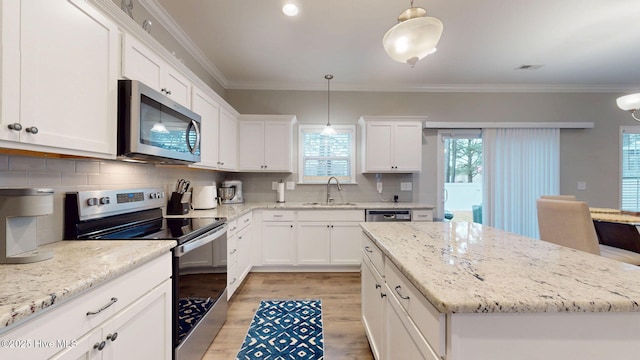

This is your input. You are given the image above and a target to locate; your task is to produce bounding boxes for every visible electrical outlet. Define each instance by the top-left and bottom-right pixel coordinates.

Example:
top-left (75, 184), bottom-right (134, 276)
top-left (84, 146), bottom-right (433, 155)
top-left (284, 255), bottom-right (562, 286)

top-left (286, 181), bottom-right (295, 190)
top-left (272, 182), bottom-right (278, 190)
top-left (577, 181), bottom-right (586, 190)
top-left (400, 182), bottom-right (412, 191)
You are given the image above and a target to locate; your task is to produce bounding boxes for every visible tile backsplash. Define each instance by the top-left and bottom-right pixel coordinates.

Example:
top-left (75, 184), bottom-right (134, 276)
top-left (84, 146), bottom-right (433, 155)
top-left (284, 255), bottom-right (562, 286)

top-left (0, 154), bottom-right (222, 245)
top-left (0, 154), bottom-right (416, 247)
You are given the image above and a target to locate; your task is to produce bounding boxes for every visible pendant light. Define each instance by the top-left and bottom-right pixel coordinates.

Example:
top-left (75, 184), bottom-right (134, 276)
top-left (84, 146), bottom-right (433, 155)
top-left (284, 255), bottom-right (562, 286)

top-left (383, 0), bottom-right (443, 67)
top-left (617, 93), bottom-right (640, 121)
top-left (321, 74), bottom-right (337, 136)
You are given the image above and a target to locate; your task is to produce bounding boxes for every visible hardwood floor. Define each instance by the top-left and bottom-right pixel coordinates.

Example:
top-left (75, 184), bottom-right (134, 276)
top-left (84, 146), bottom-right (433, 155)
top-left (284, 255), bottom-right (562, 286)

top-left (203, 272), bottom-right (374, 360)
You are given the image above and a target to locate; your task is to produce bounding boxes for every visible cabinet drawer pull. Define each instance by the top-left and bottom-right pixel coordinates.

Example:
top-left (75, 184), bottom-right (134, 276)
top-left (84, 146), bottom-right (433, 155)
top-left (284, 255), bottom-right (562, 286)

top-left (375, 283), bottom-right (381, 289)
top-left (230, 248), bottom-right (237, 254)
top-left (273, 214), bottom-right (283, 218)
top-left (93, 341), bottom-right (106, 351)
top-left (394, 286), bottom-right (410, 300)
top-left (87, 297), bottom-right (118, 316)
top-left (230, 226), bottom-right (237, 231)
top-left (244, 218), bottom-right (250, 223)
top-left (364, 246), bottom-right (373, 253)
top-left (230, 277), bottom-right (237, 284)
top-left (107, 332), bottom-right (118, 342)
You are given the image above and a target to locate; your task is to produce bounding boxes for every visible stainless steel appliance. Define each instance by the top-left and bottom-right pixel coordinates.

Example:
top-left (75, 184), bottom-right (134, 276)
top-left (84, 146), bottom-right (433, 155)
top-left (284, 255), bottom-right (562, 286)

top-left (0, 188), bottom-right (54, 264)
top-left (118, 80), bottom-right (202, 164)
top-left (64, 188), bottom-right (227, 360)
top-left (365, 209), bottom-right (412, 222)
top-left (218, 180), bottom-right (244, 204)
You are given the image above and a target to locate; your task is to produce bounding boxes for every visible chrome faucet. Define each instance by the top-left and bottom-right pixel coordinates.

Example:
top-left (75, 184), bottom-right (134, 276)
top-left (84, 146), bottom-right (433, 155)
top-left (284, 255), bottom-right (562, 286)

top-left (326, 176), bottom-right (342, 203)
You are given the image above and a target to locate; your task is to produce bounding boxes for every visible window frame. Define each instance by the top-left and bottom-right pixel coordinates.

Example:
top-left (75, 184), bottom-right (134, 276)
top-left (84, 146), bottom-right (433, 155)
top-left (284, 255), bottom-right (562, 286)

top-left (620, 126), bottom-right (640, 211)
top-left (297, 124), bottom-right (357, 184)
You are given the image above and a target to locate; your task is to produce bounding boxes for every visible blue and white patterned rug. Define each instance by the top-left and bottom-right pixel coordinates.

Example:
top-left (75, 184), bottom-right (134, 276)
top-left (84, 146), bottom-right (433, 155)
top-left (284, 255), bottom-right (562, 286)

top-left (236, 299), bottom-right (324, 360)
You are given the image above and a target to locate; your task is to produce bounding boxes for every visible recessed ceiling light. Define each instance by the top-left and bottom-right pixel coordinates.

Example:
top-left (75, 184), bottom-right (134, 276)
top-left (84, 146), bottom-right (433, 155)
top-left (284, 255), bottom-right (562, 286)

top-left (282, 3), bottom-right (299, 16)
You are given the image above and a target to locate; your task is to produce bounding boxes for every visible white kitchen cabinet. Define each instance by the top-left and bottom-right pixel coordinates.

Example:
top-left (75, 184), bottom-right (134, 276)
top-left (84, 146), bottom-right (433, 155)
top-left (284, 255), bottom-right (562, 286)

top-left (238, 115), bottom-right (297, 172)
top-left (0, 254), bottom-right (172, 360)
top-left (0, 0), bottom-right (118, 158)
top-left (218, 108), bottom-right (238, 171)
top-left (361, 254), bottom-right (385, 360)
top-left (122, 33), bottom-right (192, 108)
top-left (262, 211), bottom-right (296, 265)
top-left (412, 209), bottom-right (434, 222)
top-left (50, 279), bottom-right (172, 360)
top-left (297, 210), bottom-right (364, 266)
top-left (191, 86), bottom-right (220, 169)
top-left (358, 117), bottom-right (425, 173)
top-left (228, 212), bottom-right (253, 299)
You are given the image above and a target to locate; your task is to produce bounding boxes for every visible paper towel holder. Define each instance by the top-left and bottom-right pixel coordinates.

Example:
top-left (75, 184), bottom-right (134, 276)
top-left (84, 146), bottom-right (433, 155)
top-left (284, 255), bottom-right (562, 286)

top-left (276, 179), bottom-right (285, 203)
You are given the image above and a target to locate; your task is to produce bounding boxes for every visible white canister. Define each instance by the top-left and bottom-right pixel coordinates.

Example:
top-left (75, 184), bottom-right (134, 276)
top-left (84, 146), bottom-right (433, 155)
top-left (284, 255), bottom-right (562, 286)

top-left (191, 185), bottom-right (217, 209)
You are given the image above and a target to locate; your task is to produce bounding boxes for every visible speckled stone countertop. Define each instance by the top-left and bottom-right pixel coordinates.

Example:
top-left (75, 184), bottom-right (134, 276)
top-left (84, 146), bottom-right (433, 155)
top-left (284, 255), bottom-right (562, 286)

top-left (173, 201), bottom-right (434, 221)
top-left (361, 221), bottom-right (640, 314)
top-left (0, 240), bottom-right (175, 332)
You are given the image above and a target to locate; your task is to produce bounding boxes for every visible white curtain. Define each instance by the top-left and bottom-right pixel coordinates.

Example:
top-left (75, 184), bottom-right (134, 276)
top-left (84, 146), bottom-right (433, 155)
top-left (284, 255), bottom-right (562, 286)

top-left (482, 128), bottom-right (559, 238)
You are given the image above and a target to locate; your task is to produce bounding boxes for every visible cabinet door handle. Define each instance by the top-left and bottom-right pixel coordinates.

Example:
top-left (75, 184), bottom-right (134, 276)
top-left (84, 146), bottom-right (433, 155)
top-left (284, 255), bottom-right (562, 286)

top-left (86, 297), bottom-right (118, 316)
top-left (230, 248), bottom-right (237, 254)
top-left (230, 277), bottom-right (237, 284)
top-left (7, 123), bottom-right (22, 131)
top-left (107, 332), bottom-right (118, 342)
top-left (380, 292), bottom-right (387, 298)
top-left (394, 286), bottom-right (410, 300)
top-left (25, 126), bottom-right (38, 134)
top-left (364, 246), bottom-right (373, 253)
top-left (93, 341), bottom-right (106, 351)
top-left (375, 284), bottom-right (381, 289)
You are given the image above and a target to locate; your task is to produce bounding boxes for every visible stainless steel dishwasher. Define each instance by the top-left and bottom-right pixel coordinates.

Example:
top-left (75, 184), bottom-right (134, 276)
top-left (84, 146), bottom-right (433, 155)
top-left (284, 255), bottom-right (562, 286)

top-left (365, 209), bottom-right (412, 222)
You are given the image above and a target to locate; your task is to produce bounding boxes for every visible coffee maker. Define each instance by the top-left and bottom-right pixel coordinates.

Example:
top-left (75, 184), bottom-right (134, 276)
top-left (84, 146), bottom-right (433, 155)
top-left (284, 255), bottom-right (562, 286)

top-left (218, 180), bottom-right (244, 204)
top-left (0, 188), bottom-right (54, 264)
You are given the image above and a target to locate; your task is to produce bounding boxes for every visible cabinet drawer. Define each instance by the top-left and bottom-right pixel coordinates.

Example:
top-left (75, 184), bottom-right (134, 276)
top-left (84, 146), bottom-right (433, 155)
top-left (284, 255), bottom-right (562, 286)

top-left (412, 209), bottom-right (433, 222)
top-left (297, 210), bottom-right (364, 222)
top-left (0, 253), bottom-right (172, 359)
top-left (262, 210), bottom-right (295, 222)
top-left (227, 219), bottom-right (239, 237)
top-left (362, 232), bottom-right (384, 276)
top-left (238, 212), bottom-right (252, 229)
top-left (385, 260), bottom-right (445, 358)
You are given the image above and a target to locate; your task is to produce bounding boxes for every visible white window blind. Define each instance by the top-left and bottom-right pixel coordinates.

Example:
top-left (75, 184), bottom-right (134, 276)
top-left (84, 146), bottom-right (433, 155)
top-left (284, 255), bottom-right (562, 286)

top-left (621, 127), bottom-right (640, 211)
top-left (483, 128), bottom-right (559, 239)
top-left (298, 125), bottom-right (356, 184)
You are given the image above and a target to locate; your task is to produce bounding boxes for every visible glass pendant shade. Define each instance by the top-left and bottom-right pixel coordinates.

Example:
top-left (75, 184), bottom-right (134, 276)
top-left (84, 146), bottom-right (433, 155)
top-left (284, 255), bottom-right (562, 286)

top-left (617, 93), bottom-right (640, 121)
top-left (383, 6), bottom-right (443, 67)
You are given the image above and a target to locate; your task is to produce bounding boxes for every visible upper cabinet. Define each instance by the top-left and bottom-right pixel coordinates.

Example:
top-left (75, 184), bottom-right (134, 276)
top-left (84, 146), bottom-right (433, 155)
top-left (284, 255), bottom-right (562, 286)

top-left (218, 108), bottom-right (238, 171)
top-left (122, 33), bottom-right (192, 108)
top-left (0, 0), bottom-right (119, 158)
top-left (190, 86), bottom-right (220, 169)
top-left (238, 115), bottom-right (297, 172)
top-left (358, 116), bottom-right (425, 173)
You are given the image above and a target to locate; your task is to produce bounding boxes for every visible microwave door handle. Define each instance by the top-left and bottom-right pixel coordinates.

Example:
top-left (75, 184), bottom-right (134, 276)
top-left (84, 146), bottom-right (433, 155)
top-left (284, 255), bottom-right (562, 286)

top-left (186, 120), bottom-right (201, 154)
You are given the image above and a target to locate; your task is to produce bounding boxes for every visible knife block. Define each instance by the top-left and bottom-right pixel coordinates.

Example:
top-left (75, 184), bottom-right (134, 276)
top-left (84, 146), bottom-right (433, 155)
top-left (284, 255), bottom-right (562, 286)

top-left (167, 192), bottom-right (190, 215)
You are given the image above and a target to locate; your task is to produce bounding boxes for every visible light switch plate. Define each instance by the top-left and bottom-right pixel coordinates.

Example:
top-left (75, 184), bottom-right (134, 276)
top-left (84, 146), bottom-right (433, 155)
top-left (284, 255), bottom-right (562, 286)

top-left (577, 181), bottom-right (586, 190)
top-left (286, 181), bottom-right (295, 190)
top-left (401, 182), bottom-right (412, 191)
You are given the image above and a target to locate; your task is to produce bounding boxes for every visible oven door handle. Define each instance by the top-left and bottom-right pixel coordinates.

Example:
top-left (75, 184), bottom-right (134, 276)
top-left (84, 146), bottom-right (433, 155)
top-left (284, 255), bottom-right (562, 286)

top-left (175, 223), bottom-right (227, 257)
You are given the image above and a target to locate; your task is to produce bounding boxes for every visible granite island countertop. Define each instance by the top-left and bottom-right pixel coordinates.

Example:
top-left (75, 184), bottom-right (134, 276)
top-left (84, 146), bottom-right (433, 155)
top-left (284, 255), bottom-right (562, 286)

top-left (173, 201), bottom-right (435, 221)
top-left (361, 221), bottom-right (640, 314)
top-left (0, 240), bottom-right (175, 332)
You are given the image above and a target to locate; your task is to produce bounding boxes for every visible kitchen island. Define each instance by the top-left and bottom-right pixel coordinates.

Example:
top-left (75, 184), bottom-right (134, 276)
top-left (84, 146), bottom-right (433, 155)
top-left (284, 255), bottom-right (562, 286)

top-left (361, 221), bottom-right (640, 360)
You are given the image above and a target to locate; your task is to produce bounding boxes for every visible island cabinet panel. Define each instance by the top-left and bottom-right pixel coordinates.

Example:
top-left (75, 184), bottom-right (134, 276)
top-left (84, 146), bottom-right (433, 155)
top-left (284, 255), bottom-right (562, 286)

top-left (447, 312), bottom-right (640, 360)
top-left (361, 254), bottom-right (385, 360)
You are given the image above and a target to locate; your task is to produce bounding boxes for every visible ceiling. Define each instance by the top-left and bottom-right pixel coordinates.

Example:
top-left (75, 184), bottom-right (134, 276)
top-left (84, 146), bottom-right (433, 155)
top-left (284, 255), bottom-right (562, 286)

top-left (149, 0), bottom-right (640, 92)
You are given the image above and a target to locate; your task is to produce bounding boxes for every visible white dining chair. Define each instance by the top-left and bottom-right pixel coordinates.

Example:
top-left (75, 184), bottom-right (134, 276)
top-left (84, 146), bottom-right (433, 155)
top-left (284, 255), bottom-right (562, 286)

top-left (536, 198), bottom-right (640, 265)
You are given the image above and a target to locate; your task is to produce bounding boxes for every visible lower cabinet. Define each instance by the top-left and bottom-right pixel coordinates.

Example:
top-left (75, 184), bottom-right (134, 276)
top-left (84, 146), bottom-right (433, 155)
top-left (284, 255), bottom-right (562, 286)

top-left (261, 210), bottom-right (296, 265)
top-left (361, 255), bottom-right (385, 360)
top-left (50, 279), bottom-right (172, 360)
top-left (0, 253), bottom-right (172, 360)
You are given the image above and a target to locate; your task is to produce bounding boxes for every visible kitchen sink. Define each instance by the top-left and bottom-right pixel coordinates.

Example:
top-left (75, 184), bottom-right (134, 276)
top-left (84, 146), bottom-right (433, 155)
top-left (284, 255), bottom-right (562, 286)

top-left (302, 202), bottom-right (358, 206)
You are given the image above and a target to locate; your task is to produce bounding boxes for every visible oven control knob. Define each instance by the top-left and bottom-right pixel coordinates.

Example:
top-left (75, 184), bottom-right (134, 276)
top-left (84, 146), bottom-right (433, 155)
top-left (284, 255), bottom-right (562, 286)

top-left (150, 192), bottom-right (157, 199)
top-left (86, 198), bottom-right (98, 206)
top-left (100, 197), bottom-right (110, 205)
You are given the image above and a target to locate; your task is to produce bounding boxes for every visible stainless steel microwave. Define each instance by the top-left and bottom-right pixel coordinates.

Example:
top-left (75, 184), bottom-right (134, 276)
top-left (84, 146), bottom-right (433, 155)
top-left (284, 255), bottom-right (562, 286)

top-left (117, 80), bottom-right (201, 164)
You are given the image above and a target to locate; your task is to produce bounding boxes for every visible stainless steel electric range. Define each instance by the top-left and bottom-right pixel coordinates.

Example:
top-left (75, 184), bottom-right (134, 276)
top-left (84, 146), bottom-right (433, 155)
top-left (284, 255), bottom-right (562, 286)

top-left (64, 188), bottom-right (227, 360)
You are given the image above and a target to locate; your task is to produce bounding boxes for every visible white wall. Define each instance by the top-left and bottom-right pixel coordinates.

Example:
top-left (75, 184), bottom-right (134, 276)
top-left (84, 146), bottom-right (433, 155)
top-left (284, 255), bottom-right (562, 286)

top-left (226, 89), bottom-right (636, 210)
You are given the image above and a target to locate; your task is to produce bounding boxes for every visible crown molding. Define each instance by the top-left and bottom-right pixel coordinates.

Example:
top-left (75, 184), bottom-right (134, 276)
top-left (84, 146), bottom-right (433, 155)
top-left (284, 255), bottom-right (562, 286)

top-left (139, 0), bottom-right (229, 87)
